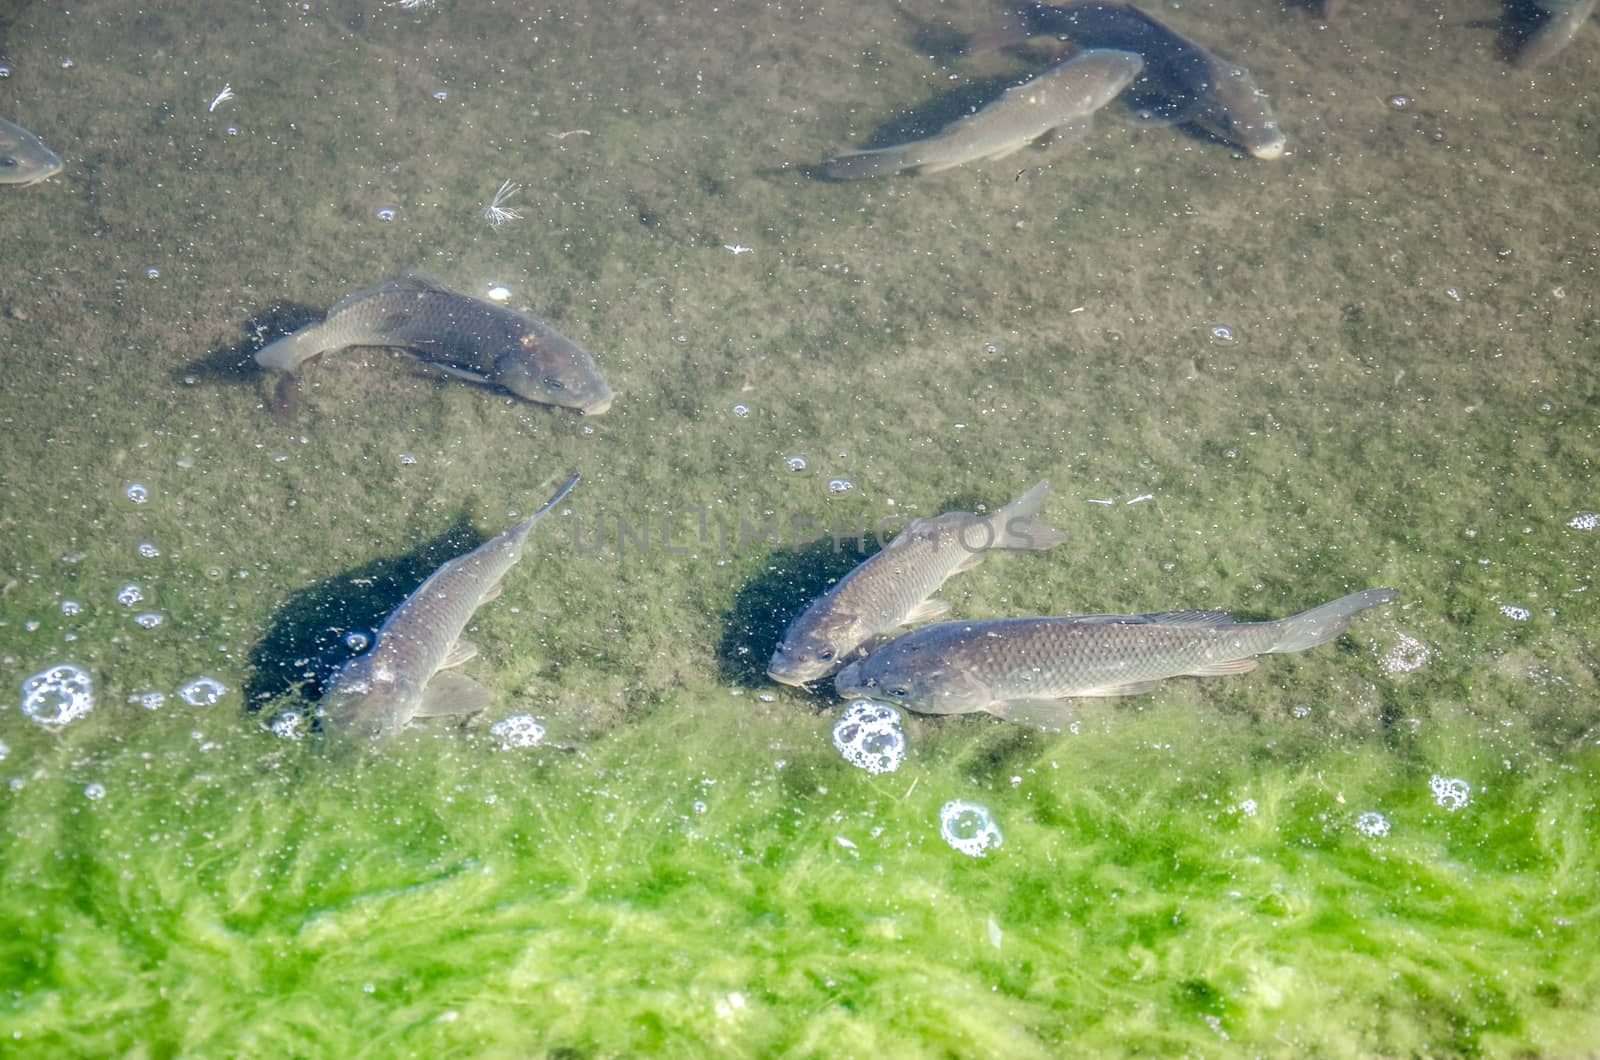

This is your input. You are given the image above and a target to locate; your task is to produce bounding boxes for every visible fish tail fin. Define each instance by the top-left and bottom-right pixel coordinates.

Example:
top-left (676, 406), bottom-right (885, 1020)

top-left (822, 146), bottom-right (909, 181)
top-left (254, 323), bottom-right (325, 372)
top-left (1269, 588), bottom-right (1397, 654)
top-left (990, 479), bottom-right (1067, 551)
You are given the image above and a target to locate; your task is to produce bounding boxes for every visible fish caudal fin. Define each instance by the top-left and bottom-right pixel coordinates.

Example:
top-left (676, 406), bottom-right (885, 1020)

top-left (823, 146), bottom-right (910, 180)
top-left (1269, 588), bottom-right (1398, 654)
top-left (990, 479), bottom-right (1068, 550)
top-left (255, 322), bottom-right (327, 372)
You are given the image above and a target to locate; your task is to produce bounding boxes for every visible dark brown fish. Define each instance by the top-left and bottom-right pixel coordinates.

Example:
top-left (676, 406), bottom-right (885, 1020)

top-left (255, 272), bottom-right (613, 414)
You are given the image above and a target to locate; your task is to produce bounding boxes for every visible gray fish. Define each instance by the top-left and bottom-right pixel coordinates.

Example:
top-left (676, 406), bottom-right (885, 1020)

top-left (834, 588), bottom-right (1396, 728)
top-left (255, 272), bottom-right (613, 414)
top-left (320, 472), bottom-right (579, 742)
top-left (824, 49), bottom-right (1144, 179)
top-left (767, 480), bottom-right (1067, 686)
top-left (0, 116), bottom-right (62, 186)
top-left (1513, 0), bottom-right (1596, 68)
top-left (1018, 3), bottom-right (1286, 160)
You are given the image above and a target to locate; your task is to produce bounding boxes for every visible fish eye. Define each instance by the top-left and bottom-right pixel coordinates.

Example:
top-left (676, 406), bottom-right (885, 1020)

top-left (543, 376), bottom-right (567, 390)
top-left (819, 649), bottom-right (834, 661)
top-left (887, 686), bottom-right (908, 697)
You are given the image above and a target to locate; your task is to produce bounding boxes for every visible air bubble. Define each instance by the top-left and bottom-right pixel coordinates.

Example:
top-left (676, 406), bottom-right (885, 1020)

top-left (268, 710), bottom-right (307, 740)
top-left (785, 455), bottom-right (807, 472)
top-left (399, 454), bottom-right (417, 466)
top-left (490, 713), bottom-right (546, 749)
top-left (731, 404), bottom-right (749, 418)
top-left (344, 631), bottom-right (371, 652)
top-left (84, 782), bottom-right (106, 801)
top-left (1210, 324), bottom-right (1235, 342)
top-left (138, 542), bottom-right (161, 558)
top-left (485, 285), bottom-right (511, 302)
top-left (60, 600), bottom-right (81, 616)
top-left (126, 483), bottom-right (150, 504)
top-left (133, 612), bottom-right (164, 629)
top-left (178, 676), bottom-right (227, 706)
top-left (131, 691), bottom-right (166, 710)
top-left (1387, 94), bottom-right (1410, 109)
top-left (431, 89), bottom-right (448, 101)
top-left (827, 478), bottom-right (854, 494)
top-left (117, 584), bottom-right (144, 607)
top-left (146, 267), bottom-right (161, 279)
top-left (831, 699), bottom-right (906, 774)
top-left (374, 206), bottom-right (397, 222)
top-left (1429, 774), bottom-right (1470, 811)
top-left (1355, 811), bottom-right (1389, 837)
top-left (20, 664), bottom-right (94, 726)
top-left (939, 800), bottom-right (1002, 857)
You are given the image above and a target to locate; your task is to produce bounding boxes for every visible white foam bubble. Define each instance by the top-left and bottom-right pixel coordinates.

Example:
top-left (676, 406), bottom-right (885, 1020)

top-left (1429, 774), bottom-right (1470, 811)
top-left (178, 677), bottom-right (226, 707)
top-left (939, 800), bottom-right (1002, 857)
top-left (490, 713), bottom-right (546, 750)
top-left (267, 710), bottom-right (307, 741)
top-left (832, 699), bottom-right (906, 774)
top-left (1355, 811), bottom-right (1390, 838)
top-left (20, 664), bottom-right (94, 726)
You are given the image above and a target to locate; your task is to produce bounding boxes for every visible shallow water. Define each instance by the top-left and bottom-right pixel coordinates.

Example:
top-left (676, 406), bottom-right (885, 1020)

top-left (2, 0), bottom-right (1597, 1053)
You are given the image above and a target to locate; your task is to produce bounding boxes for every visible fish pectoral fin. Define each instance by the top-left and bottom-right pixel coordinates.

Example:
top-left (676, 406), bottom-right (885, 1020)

top-left (417, 360), bottom-right (494, 386)
top-left (904, 598), bottom-right (952, 625)
top-left (987, 698), bottom-right (1077, 731)
top-left (414, 671), bottom-right (493, 717)
top-left (952, 551), bottom-right (986, 573)
top-left (480, 581), bottom-right (504, 604)
top-left (1185, 658), bottom-right (1259, 677)
top-left (1074, 680), bottom-right (1166, 698)
top-left (441, 639), bottom-right (479, 669)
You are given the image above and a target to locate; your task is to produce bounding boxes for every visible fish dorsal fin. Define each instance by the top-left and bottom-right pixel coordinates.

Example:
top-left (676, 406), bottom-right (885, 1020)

top-left (414, 670), bottom-right (492, 717)
top-left (441, 639), bottom-right (479, 669)
top-left (903, 598), bottom-right (951, 626)
top-left (1141, 609), bottom-right (1238, 626)
top-left (328, 270), bottom-right (454, 314)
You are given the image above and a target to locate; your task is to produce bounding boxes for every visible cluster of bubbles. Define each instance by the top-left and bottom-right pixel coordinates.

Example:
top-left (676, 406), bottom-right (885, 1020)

top-left (267, 710), bottom-right (308, 741)
top-left (1569, 513), bottom-right (1598, 531)
top-left (1355, 810), bottom-right (1391, 838)
top-left (1429, 774), bottom-right (1471, 811)
top-left (827, 478), bottom-right (853, 494)
top-left (1381, 633), bottom-right (1431, 675)
top-left (130, 691), bottom-right (166, 710)
top-left (1498, 604), bottom-right (1531, 621)
top-left (490, 713), bottom-right (546, 750)
top-left (178, 677), bottom-right (227, 707)
top-left (117, 584), bottom-right (144, 607)
top-left (830, 699), bottom-right (906, 775)
top-left (939, 800), bottom-right (1003, 858)
top-left (20, 664), bottom-right (94, 726)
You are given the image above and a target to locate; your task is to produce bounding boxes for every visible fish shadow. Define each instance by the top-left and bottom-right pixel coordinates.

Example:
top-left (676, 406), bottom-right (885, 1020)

top-left (717, 535), bottom-right (879, 689)
top-left (171, 301), bottom-right (322, 387)
top-left (1493, 0), bottom-right (1559, 62)
top-left (244, 516), bottom-right (485, 712)
top-left (809, 73), bottom-right (1034, 180)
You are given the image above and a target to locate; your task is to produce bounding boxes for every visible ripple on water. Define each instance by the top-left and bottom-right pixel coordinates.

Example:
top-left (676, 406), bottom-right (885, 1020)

top-left (20, 664), bottom-right (94, 726)
top-left (939, 800), bottom-right (1003, 857)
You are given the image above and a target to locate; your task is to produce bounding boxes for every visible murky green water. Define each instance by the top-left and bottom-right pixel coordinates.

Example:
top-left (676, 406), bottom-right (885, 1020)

top-left (2, 0), bottom-right (1597, 1054)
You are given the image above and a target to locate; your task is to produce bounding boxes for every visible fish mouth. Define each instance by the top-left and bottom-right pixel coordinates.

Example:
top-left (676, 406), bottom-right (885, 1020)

top-left (1247, 135), bottom-right (1287, 161)
top-left (765, 667), bottom-right (806, 687)
top-left (579, 391), bottom-right (614, 415)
